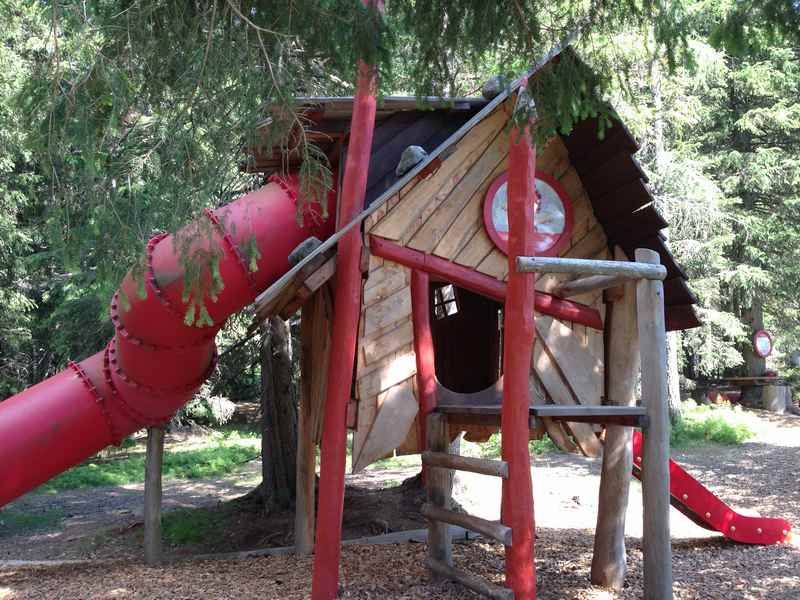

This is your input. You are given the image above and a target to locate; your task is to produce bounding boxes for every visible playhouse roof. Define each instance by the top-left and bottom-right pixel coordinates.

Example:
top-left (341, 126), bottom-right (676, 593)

top-left (251, 47), bottom-right (700, 331)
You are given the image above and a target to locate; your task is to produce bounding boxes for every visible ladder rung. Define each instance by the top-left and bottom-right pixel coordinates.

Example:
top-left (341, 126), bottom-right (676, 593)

top-left (516, 256), bottom-right (667, 281)
top-left (422, 451), bottom-right (508, 479)
top-left (426, 557), bottom-right (513, 600)
top-left (434, 405), bottom-right (537, 430)
top-left (531, 405), bottom-right (648, 427)
top-left (422, 503), bottom-right (512, 546)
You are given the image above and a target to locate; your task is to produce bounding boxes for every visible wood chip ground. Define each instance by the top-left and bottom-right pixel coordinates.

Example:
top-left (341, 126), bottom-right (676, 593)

top-left (1, 411), bottom-right (798, 599)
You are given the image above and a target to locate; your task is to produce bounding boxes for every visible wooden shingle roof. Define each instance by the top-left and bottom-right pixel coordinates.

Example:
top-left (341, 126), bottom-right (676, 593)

top-left (250, 46), bottom-right (700, 331)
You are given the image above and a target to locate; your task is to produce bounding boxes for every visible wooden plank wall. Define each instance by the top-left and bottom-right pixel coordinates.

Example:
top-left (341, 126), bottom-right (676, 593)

top-left (353, 95), bottom-right (611, 470)
top-left (351, 257), bottom-right (418, 471)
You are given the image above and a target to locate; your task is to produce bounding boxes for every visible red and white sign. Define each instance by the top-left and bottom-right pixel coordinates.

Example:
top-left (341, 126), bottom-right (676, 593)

top-left (483, 171), bottom-right (573, 256)
top-left (753, 329), bottom-right (773, 358)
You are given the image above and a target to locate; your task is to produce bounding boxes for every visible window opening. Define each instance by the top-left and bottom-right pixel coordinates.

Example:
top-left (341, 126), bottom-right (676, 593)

top-left (433, 284), bottom-right (459, 319)
top-left (429, 282), bottom-right (502, 393)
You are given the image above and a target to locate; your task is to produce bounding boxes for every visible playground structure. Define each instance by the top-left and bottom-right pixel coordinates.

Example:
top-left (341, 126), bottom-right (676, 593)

top-left (0, 36), bottom-right (794, 600)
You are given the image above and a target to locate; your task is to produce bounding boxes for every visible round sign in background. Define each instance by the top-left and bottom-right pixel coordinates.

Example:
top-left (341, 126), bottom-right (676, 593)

top-left (753, 329), bottom-right (773, 358)
top-left (482, 171), bottom-right (574, 257)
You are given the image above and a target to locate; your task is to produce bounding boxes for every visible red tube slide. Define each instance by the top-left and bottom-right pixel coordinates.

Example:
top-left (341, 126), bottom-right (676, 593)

top-left (0, 176), bottom-right (335, 507)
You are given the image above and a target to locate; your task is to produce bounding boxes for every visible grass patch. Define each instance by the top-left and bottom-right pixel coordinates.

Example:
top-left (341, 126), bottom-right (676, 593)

top-left (369, 454), bottom-right (422, 471)
top-left (368, 433), bottom-right (558, 471)
top-left (671, 400), bottom-right (757, 447)
top-left (161, 507), bottom-right (225, 546)
top-left (463, 434), bottom-right (557, 459)
top-left (39, 432), bottom-right (260, 492)
top-left (0, 508), bottom-right (64, 533)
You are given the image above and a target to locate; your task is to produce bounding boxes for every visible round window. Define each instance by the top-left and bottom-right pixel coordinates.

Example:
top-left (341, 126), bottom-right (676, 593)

top-left (482, 171), bottom-right (573, 256)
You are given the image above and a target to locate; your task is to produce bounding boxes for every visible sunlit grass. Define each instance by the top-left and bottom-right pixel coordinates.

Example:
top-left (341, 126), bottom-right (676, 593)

top-left (461, 433), bottom-right (556, 459)
top-left (37, 431), bottom-right (260, 492)
top-left (671, 400), bottom-right (758, 447)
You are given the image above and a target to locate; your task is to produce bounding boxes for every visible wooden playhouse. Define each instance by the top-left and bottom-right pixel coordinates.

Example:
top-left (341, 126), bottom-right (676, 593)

top-left (250, 48), bottom-right (705, 599)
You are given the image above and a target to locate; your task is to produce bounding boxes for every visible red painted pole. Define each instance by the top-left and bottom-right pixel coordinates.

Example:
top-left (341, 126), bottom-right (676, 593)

top-left (411, 269), bottom-right (437, 480)
top-left (311, 21), bottom-right (379, 600)
top-left (500, 104), bottom-right (537, 597)
top-left (368, 236), bottom-right (604, 331)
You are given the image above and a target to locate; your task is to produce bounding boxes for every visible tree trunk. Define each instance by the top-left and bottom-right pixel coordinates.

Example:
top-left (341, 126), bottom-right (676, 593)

top-left (740, 300), bottom-right (766, 406)
top-left (242, 316), bottom-right (298, 511)
top-left (651, 52), bottom-right (682, 426)
top-left (666, 331), bottom-right (682, 425)
top-left (591, 246), bottom-right (640, 590)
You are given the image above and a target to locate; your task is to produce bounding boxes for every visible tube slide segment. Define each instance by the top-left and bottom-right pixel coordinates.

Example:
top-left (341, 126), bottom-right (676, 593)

top-left (0, 176), bottom-right (335, 507)
top-left (631, 431), bottom-right (792, 545)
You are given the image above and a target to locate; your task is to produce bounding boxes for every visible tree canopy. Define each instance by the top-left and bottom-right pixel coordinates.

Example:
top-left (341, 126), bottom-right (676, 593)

top-left (1, 0), bottom-right (799, 400)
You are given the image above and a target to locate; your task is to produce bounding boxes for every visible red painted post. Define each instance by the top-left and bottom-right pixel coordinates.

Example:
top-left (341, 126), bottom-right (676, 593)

top-left (411, 270), bottom-right (437, 479)
top-left (500, 95), bottom-right (537, 597)
top-left (311, 8), bottom-right (380, 599)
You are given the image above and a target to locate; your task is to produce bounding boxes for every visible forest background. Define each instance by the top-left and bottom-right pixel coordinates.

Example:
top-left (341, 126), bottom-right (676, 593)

top-left (1, 0), bottom-right (799, 414)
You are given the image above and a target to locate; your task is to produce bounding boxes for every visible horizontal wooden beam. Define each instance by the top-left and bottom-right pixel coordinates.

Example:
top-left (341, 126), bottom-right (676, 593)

top-left (554, 274), bottom-right (628, 298)
top-left (370, 236), bottom-right (604, 330)
top-left (422, 503), bottom-right (513, 546)
top-left (531, 405), bottom-right (648, 427)
top-left (436, 379), bottom-right (503, 407)
top-left (516, 256), bottom-right (667, 281)
top-left (426, 557), bottom-right (514, 600)
top-left (422, 451), bottom-right (508, 478)
top-left (435, 405), bottom-right (536, 430)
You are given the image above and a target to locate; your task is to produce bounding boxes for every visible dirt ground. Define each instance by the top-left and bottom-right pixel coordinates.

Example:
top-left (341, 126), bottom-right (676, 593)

top-left (1, 410), bottom-right (798, 599)
top-left (0, 444), bottom-right (428, 562)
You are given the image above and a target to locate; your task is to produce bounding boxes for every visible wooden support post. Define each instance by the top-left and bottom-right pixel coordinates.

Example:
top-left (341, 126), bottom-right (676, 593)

top-left (591, 247), bottom-right (640, 589)
top-left (144, 427), bottom-right (164, 566)
top-left (426, 412), bottom-right (453, 572)
top-left (311, 3), bottom-right (380, 592)
top-left (500, 91), bottom-right (537, 599)
top-left (295, 396), bottom-right (317, 555)
top-left (635, 248), bottom-right (673, 599)
top-left (296, 287), bottom-right (333, 555)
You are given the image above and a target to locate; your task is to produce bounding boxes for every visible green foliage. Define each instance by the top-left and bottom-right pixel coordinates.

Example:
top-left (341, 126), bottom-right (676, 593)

top-left (464, 434), bottom-right (556, 459)
top-left (180, 384), bottom-right (237, 427)
top-left (709, 0), bottom-right (800, 55)
top-left (39, 433), bottom-right (259, 492)
top-left (526, 51), bottom-right (616, 143)
top-left (161, 507), bottom-right (225, 546)
top-left (369, 453), bottom-right (421, 470)
top-left (5, 0), bottom-right (703, 333)
top-left (0, 508), bottom-right (65, 533)
top-left (1, 0), bottom-right (797, 403)
top-left (608, 2), bottom-right (800, 378)
top-left (0, 4), bottom-right (45, 396)
top-left (670, 400), bottom-right (756, 447)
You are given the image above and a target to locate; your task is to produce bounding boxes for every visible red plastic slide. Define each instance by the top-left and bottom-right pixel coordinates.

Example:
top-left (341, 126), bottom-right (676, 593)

top-left (631, 431), bottom-right (792, 545)
top-left (0, 176), bottom-right (335, 507)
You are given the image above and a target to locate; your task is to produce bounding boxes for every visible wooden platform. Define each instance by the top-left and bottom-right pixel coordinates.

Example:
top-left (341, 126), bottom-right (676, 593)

top-left (435, 404), bottom-right (648, 428)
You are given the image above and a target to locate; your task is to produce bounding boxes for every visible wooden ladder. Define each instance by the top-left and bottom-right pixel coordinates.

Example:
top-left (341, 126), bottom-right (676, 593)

top-left (422, 249), bottom-right (673, 599)
top-left (423, 404), bottom-right (650, 598)
top-left (424, 410), bottom-right (514, 600)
